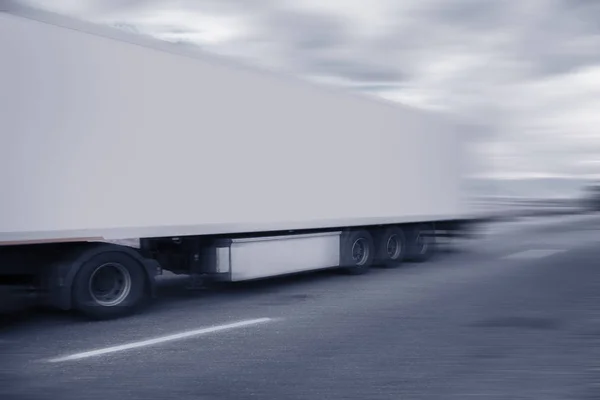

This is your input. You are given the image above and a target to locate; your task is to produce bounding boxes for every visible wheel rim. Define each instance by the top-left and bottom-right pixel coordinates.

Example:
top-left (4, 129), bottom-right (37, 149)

top-left (351, 238), bottom-right (370, 266)
top-left (386, 234), bottom-right (402, 260)
top-left (89, 262), bottom-right (132, 307)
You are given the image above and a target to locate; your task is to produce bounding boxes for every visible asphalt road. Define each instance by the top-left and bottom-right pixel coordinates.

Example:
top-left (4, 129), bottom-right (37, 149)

top-left (1, 214), bottom-right (600, 399)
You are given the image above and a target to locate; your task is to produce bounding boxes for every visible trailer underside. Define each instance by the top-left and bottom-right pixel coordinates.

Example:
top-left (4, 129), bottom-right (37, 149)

top-left (0, 218), bottom-right (482, 319)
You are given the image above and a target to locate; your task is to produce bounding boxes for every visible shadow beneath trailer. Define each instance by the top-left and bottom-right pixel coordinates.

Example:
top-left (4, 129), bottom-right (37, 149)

top-left (0, 267), bottom-right (375, 326)
top-left (155, 268), bottom-right (343, 301)
top-left (0, 305), bottom-right (77, 330)
top-left (152, 247), bottom-right (456, 306)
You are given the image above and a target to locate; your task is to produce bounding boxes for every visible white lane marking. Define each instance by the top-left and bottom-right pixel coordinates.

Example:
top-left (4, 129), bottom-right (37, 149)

top-left (503, 249), bottom-right (566, 260)
top-left (47, 317), bottom-right (273, 363)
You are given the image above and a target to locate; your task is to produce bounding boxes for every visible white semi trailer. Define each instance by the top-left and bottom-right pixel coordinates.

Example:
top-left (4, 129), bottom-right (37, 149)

top-left (0, 2), bottom-right (479, 319)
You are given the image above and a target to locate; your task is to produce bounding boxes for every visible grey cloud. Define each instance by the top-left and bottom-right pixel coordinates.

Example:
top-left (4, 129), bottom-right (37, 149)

top-left (513, 1), bottom-right (600, 77)
top-left (118, 0), bottom-right (275, 16)
top-left (252, 8), bottom-right (409, 84)
top-left (110, 21), bottom-right (141, 34)
top-left (532, 51), bottom-right (600, 77)
top-left (352, 84), bottom-right (402, 93)
top-left (263, 9), bottom-right (347, 51)
top-left (564, 0), bottom-right (600, 32)
top-left (386, 0), bottom-right (600, 80)
top-left (317, 62), bottom-right (407, 87)
top-left (309, 58), bottom-right (406, 82)
top-left (423, 0), bottom-right (513, 30)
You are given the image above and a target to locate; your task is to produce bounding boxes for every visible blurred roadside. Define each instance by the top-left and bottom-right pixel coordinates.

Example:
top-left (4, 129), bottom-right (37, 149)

top-left (470, 196), bottom-right (590, 221)
top-left (466, 177), bottom-right (600, 221)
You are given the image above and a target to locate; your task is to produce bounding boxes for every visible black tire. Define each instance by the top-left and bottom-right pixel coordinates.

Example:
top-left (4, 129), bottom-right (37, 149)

top-left (72, 251), bottom-right (148, 320)
top-left (340, 230), bottom-right (375, 275)
top-left (406, 224), bottom-right (436, 262)
top-left (375, 226), bottom-right (406, 268)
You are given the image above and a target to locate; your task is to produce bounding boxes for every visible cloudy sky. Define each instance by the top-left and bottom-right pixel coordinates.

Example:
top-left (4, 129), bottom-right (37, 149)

top-left (14, 0), bottom-right (600, 184)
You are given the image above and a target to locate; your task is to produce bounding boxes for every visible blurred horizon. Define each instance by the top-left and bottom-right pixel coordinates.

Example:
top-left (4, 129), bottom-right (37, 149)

top-left (466, 176), bottom-right (598, 200)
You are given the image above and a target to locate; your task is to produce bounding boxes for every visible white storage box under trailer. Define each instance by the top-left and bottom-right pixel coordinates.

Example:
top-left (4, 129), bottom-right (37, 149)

top-left (0, 3), bottom-right (478, 318)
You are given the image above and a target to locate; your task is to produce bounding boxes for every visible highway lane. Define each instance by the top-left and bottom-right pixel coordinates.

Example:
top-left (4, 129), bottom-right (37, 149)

top-left (1, 214), bottom-right (600, 399)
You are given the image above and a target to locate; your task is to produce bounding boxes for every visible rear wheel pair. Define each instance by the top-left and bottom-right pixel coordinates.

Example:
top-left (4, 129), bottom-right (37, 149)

top-left (341, 225), bottom-right (435, 274)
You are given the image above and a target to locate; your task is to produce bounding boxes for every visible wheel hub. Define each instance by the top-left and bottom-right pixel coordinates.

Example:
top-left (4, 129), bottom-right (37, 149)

top-left (386, 234), bottom-right (402, 259)
top-left (351, 238), bottom-right (370, 265)
top-left (89, 262), bottom-right (132, 307)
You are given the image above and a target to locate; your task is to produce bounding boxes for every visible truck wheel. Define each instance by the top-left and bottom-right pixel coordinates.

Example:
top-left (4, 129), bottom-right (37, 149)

top-left (72, 251), bottom-right (147, 319)
top-left (340, 230), bottom-right (375, 275)
top-left (376, 226), bottom-right (406, 268)
top-left (406, 224), bottom-right (436, 262)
